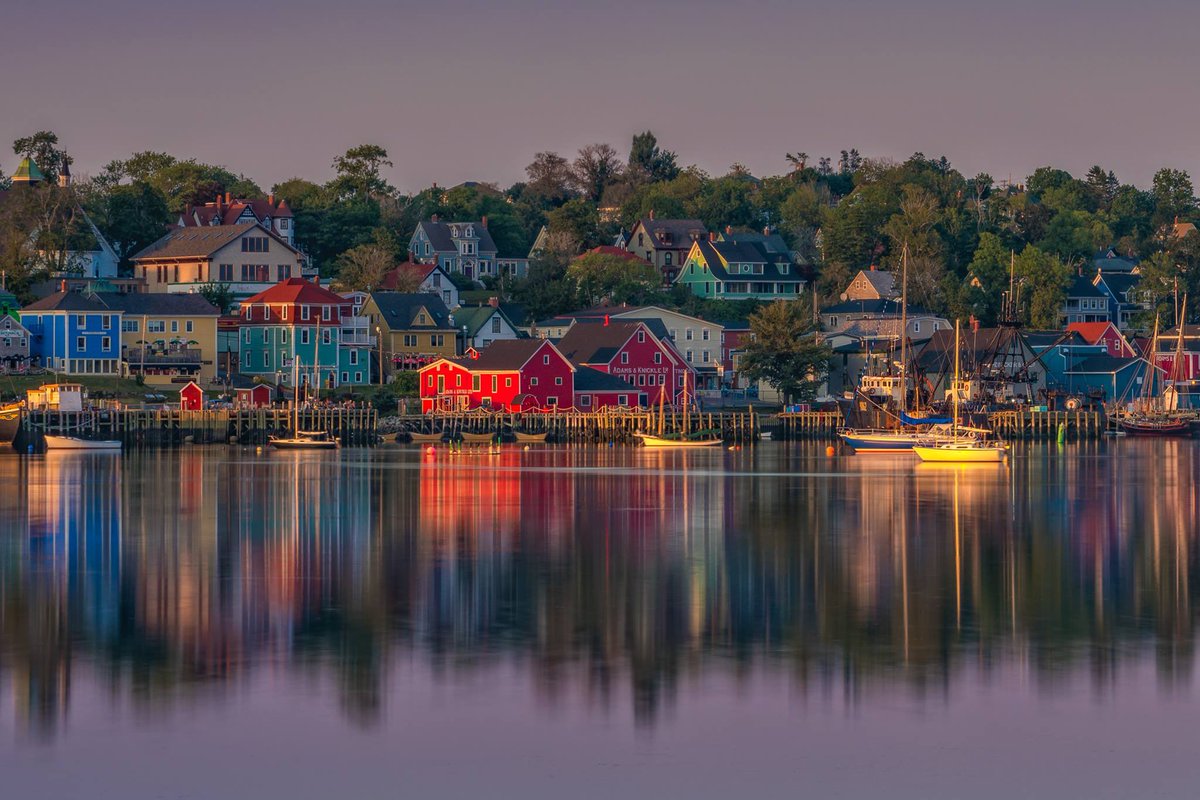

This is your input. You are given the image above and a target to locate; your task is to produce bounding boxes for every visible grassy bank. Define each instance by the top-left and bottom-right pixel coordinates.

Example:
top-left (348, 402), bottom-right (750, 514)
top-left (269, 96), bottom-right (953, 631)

top-left (0, 374), bottom-right (151, 402)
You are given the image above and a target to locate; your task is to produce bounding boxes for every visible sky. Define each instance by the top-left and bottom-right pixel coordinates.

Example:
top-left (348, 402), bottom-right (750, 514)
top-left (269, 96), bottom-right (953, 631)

top-left (4, 0), bottom-right (1200, 192)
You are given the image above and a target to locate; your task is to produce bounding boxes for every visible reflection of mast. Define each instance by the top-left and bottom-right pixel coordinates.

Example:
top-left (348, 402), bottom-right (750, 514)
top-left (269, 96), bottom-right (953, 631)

top-left (954, 469), bottom-right (962, 629)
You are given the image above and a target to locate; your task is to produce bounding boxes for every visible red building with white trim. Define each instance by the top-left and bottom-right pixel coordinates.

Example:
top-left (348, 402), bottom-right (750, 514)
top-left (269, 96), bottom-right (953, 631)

top-left (419, 339), bottom-right (575, 412)
top-left (556, 318), bottom-right (693, 406)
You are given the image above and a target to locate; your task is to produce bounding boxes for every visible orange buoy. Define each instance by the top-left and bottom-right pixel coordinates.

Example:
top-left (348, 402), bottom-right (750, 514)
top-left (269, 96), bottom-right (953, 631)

top-left (825, 445), bottom-right (836, 457)
top-left (425, 445), bottom-right (436, 455)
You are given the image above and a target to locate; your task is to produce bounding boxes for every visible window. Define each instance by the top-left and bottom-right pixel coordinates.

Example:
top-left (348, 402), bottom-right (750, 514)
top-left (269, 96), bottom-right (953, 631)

top-left (491, 375), bottom-right (498, 392)
top-left (219, 264), bottom-right (233, 281)
top-left (76, 336), bottom-right (85, 351)
top-left (278, 265), bottom-right (291, 280)
top-left (342, 372), bottom-right (349, 383)
top-left (243, 328), bottom-right (251, 344)
top-left (122, 319), bottom-right (139, 333)
top-left (620, 352), bottom-right (629, 364)
top-left (241, 236), bottom-right (269, 253)
top-left (349, 350), bottom-right (358, 365)
top-left (637, 330), bottom-right (645, 343)
top-left (301, 328), bottom-right (310, 345)
top-left (686, 350), bottom-right (693, 362)
top-left (262, 329), bottom-right (270, 344)
top-left (170, 320), bottom-right (179, 333)
top-left (432, 334), bottom-right (445, 347)
top-left (702, 329), bottom-right (710, 341)
top-left (618, 394), bottom-right (628, 406)
top-left (243, 351), bottom-right (250, 367)
top-left (281, 329), bottom-right (288, 344)
top-left (913, 321), bottom-right (920, 333)
top-left (530, 377), bottom-right (539, 387)
top-left (685, 329), bottom-right (693, 341)
top-left (543, 355), bottom-right (550, 365)
top-left (702, 351), bottom-right (710, 363)
top-left (73, 314), bottom-right (84, 328)
top-left (322, 306), bottom-right (332, 321)
top-left (555, 376), bottom-right (563, 385)
top-left (505, 377), bottom-right (513, 388)
top-left (637, 233), bottom-right (644, 246)
top-left (491, 317), bottom-right (501, 334)
top-left (148, 320), bottom-right (166, 333)
top-left (665, 252), bottom-right (672, 266)
top-left (102, 315), bottom-right (111, 330)
top-left (301, 306), bottom-right (310, 320)
top-left (669, 329), bottom-right (677, 340)
top-left (580, 394), bottom-right (592, 407)
top-left (472, 375), bottom-right (481, 391)
top-left (637, 375), bottom-right (645, 386)
top-left (354, 372), bottom-right (362, 382)
top-left (264, 352), bottom-right (270, 368)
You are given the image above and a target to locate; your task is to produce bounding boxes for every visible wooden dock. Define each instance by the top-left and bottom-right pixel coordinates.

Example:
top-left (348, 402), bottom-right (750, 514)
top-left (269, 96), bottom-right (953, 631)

top-left (987, 409), bottom-right (1106, 441)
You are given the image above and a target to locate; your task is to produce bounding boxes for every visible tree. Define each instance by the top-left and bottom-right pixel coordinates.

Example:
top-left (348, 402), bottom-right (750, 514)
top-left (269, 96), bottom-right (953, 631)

top-left (572, 143), bottom-right (623, 202)
top-left (331, 144), bottom-right (393, 199)
top-left (547, 199), bottom-right (600, 249)
top-left (99, 182), bottom-right (171, 269)
top-left (197, 281), bottom-right (236, 314)
top-left (513, 232), bottom-right (579, 319)
top-left (567, 251), bottom-right (661, 307)
top-left (334, 243), bottom-right (395, 291)
top-left (1013, 245), bottom-right (1071, 328)
top-left (524, 151), bottom-right (575, 205)
top-left (12, 131), bottom-right (69, 183)
top-left (786, 152), bottom-right (809, 172)
top-left (628, 131), bottom-right (679, 184)
top-left (1152, 167), bottom-right (1195, 229)
top-left (738, 301), bottom-right (832, 403)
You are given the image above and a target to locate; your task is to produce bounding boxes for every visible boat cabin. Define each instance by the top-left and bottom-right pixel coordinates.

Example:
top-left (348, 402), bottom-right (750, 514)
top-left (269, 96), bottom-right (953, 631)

top-left (26, 383), bottom-right (89, 412)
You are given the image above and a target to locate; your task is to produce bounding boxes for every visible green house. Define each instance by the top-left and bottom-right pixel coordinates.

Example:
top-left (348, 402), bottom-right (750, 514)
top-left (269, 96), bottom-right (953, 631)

top-left (676, 239), bottom-right (806, 301)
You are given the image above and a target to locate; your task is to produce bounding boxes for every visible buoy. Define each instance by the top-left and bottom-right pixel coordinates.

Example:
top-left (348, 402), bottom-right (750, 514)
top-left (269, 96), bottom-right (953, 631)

top-left (825, 445), bottom-right (836, 457)
top-left (426, 445), bottom-right (435, 455)
top-left (256, 445), bottom-right (263, 454)
top-left (524, 445), bottom-right (530, 451)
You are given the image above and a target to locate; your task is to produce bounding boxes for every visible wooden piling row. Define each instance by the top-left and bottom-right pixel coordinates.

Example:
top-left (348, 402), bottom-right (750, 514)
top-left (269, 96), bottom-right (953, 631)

top-left (986, 410), bottom-right (1106, 441)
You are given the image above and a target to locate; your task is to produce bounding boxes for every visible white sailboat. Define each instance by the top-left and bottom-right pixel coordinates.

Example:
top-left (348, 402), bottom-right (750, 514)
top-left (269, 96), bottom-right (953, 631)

top-left (270, 356), bottom-right (339, 450)
top-left (913, 320), bottom-right (1007, 463)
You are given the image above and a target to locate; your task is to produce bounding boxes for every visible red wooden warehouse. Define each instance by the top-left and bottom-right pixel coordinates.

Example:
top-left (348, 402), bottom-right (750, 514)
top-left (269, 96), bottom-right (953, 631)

top-left (556, 318), bottom-right (693, 406)
top-left (420, 339), bottom-right (575, 412)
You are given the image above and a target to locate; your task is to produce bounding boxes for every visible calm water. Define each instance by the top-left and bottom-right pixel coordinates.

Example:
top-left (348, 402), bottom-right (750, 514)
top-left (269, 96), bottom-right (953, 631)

top-left (1, 441), bottom-right (1199, 798)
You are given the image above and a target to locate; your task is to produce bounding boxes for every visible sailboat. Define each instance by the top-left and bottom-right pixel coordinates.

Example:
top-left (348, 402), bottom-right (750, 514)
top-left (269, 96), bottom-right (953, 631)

top-left (634, 378), bottom-right (722, 447)
top-left (1119, 309), bottom-right (1192, 437)
top-left (270, 356), bottom-right (339, 450)
top-left (839, 244), bottom-right (957, 452)
top-left (914, 320), bottom-right (1007, 463)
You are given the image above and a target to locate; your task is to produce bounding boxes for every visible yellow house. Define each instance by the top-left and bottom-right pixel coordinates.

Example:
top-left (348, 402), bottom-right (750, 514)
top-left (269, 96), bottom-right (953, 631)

top-left (130, 222), bottom-right (307, 296)
top-left (97, 293), bottom-right (221, 385)
top-left (360, 292), bottom-right (458, 373)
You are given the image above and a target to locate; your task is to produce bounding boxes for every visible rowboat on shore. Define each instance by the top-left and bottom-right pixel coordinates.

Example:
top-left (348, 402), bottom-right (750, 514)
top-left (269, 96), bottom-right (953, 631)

top-left (44, 435), bottom-right (122, 451)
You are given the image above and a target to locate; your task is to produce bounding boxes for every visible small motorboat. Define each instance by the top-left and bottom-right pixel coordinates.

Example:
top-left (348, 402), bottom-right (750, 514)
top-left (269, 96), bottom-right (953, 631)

top-left (44, 435), bottom-right (122, 451)
top-left (634, 432), bottom-right (723, 448)
top-left (269, 430), bottom-right (339, 450)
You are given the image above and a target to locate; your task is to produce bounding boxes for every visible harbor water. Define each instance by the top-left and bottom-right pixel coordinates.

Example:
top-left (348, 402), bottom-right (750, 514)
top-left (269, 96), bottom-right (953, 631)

top-left (1, 441), bottom-right (1198, 798)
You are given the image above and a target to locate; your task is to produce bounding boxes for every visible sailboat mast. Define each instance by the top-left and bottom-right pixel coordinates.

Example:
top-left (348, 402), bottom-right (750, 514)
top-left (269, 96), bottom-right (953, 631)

top-left (900, 242), bottom-right (908, 414)
top-left (953, 319), bottom-right (961, 436)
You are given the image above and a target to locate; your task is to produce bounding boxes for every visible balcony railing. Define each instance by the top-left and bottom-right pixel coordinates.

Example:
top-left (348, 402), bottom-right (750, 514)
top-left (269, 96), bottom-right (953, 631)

top-left (123, 347), bottom-right (202, 366)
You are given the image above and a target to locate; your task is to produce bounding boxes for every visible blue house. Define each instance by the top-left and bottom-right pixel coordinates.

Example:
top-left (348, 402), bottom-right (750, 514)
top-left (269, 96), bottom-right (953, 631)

top-left (1093, 272), bottom-right (1146, 331)
top-left (22, 290), bottom-right (122, 375)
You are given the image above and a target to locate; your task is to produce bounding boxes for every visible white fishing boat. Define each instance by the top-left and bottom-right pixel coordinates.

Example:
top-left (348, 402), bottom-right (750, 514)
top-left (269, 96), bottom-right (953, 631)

top-left (44, 435), bottom-right (122, 451)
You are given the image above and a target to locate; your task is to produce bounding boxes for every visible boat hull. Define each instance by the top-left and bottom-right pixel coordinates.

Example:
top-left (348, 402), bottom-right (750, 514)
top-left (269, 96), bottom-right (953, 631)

top-left (408, 432), bottom-right (444, 443)
top-left (514, 432), bottom-right (548, 443)
top-left (1118, 419), bottom-right (1192, 437)
top-left (634, 433), bottom-right (723, 448)
top-left (44, 435), bottom-right (122, 451)
top-left (0, 407), bottom-right (20, 446)
top-left (913, 444), bottom-right (1006, 463)
top-left (838, 430), bottom-right (920, 452)
top-left (269, 439), bottom-right (339, 450)
top-left (461, 432), bottom-right (496, 444)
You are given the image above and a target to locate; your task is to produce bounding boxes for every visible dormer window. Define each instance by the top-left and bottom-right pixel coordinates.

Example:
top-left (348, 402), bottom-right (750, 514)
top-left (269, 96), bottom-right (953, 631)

top-left (465, 225), bottom-right (474, 237)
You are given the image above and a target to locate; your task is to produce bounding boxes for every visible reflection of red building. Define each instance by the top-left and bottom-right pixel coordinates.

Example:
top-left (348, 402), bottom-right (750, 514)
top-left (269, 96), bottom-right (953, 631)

top-left (419, 339), bottom-right (574, 412)
top-left (557, 319), bottom-right (691, 405)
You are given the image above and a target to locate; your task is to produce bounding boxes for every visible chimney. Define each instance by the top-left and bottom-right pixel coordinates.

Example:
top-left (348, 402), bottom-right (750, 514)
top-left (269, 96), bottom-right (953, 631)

top-left (268, 193), bottom-right (275, 207)
top-left (225, 192), bottom-right (232, 204)
top-left (604, 314), bottom-right (610, 326)
top-left (480, 215), bottom-right (488, 229)
top-left (60, 279), bottom-right (67, 293)
top-left (488, 296), bottom-right (499, 308)
top-left (431, 213), bottom-right (439, 224)
top-left (869, 264), bottom-right (876, 271)
top-left (763, 226), bottom-right (770, 236)
top-left (708, 231), bottom-right (716, 242)
top-left (648, 209), bottom-right (655, 221)
top-left (725, 225), bottom-right (733, 235)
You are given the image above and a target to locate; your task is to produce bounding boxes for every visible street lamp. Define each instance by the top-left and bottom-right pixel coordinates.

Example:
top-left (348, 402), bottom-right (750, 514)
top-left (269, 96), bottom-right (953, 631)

top-left (376, 326), bottom-right (383, 386)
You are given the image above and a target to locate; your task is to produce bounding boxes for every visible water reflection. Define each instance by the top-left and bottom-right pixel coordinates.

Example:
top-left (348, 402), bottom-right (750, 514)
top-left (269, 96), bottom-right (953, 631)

top-left (0, 442), bottom-right (1198, 738)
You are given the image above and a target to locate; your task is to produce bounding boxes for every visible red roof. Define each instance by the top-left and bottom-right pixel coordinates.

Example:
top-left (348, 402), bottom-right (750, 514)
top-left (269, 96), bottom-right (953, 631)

top-left (181, 196), bottom-right (293, 227)
top-left (381, 262), bottom-right (436, 290)
top-left (575, 245), bottom-right (652, 265)
top-left (1067, 322), bottom-right (1115, 345)
top-left (243, 277), bottom-right (346, 306)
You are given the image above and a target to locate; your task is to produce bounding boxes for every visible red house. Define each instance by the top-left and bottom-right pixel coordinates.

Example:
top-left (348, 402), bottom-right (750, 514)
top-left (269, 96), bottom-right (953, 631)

top-left (720, 322), bottom-right (754, 388)
top-left (420, 339), bottom-right (575, 413)
top-left (236, 383), bottom-right (274, 407)
top-left (1153, 324), bottom-right (1200, 382)
top-left (1068, 322), bottom-right (1137, 358)
top-left (178, 381), bottom-right (204, 411)
top-left (574, 366), bottom-right (644, 409)
top-left (557, 318), bottom-right (693, 406)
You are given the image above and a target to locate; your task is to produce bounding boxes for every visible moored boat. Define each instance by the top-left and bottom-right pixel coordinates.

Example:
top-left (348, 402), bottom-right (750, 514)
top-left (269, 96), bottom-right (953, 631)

top-left (634, 432), bottom-right (723, 448)
top-left (913, 440), bottom-right (1007, 463)
top-left (0, 402), bottom-right (21, 447)
top-left (1117, 415), bottom-right (1192, 437)
top-left (461, 431), bottom-right (496, 444)
top-left (44, 435), bottom-right (122, 451)
top-left (408, 431), bottom-right (445, 443)
top-left (838, 428), bottom-right (923, 452)
top-left (514, 431), bottom-right (549, 443)
top-left (269, 430), bottom-right (339, 450)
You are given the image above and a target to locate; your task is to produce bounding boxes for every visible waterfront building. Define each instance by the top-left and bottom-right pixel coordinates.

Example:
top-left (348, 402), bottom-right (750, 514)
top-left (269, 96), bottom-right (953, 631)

top-left (360, 292), bottom-right (457, 373)
top-left (676, 236), bottom-right (805, 301)
top-left (98, 292), bottom-right (221, 385)
top-left (718, 320), bottom-right (753, 390)
top-left (419, 339), bottom-right (574, 412)
top-left (1153, 324), bottom-right (1200, 383)
top-left (22, 289), bottom-right (121, 375)
top-left (556, 318), bottom-right (689, 405)
top-left (131, 222), bottom-right (310, 297)
top-left (572, 366), bottom-right (645, 409)
top-left (1067, 321), bottom-right (1138, 358)
top-left (239, 278), bottom-right (370, 388)
top-left (178, 192), bottom-right (295, 246)
top-left (623, 213), bottom-right (708, 284)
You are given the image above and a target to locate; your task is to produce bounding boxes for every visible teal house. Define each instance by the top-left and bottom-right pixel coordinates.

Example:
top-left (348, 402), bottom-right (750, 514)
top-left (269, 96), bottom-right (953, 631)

top-left (676, 238), bottom-right (806, 301)
top-left (239, 278), bottom-right (371, 388)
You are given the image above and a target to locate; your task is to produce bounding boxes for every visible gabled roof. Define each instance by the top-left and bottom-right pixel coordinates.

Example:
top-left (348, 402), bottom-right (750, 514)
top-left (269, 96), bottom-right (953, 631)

top-left (914, 327), bottom-right (1032, 371)
top-left (574, 245), bottom-right (653, 265)
top-left (380, 262), bottom-right (438, 290)
top-left (95, 292), bottom-right (219, 316)
top-left (556, 320), bottom-right (644, 364)
top-left (1068, 322), bottom-right (1119, 345)
top-left (245, 277), bottom-right (348, 306)
top-left (181, 196), bottom-right (293, 227)
top-left (1095, 272), bottom-right (1142, 296)
top-left (1093, 249), bottom-right (1138, 273)
top-left (132, 222), bottom-right (299, 261)
top-left (23, 291), bottom-right (110, 312)
top-left (1024, 329), bottom-right (1083, 349)
top-left (716, 229), bottom-right (792, 256)
top-left (574, 366), bottom-right (637, 392)
top-left (369, 292), bottom-right (452, 329)
top-left (415, 219), bottom-right (498, 254)
top-left (1066, 275), bottom-right (1107, 298)
top-left (848, 269), bottom-right (898, 298)
top-left (452, 305), bottom-right (515, 337)
top-left (632, 218), bottom-right (707, 249)
top-left (689, 239), bottom-right (802, 283)
top-left (1066, 355), bottom-right (1141, 374)
top-left (451, 339), bottom-right (562, 371)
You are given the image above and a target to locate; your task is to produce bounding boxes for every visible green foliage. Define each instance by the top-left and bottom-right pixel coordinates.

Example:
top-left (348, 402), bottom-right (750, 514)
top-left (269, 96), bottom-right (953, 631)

top-left (197, 281), bottom-right (235, 314)
top-left (1013, 245), bottom-right (1071, 328)
top-left (330, 144), bottom-right (393, 199)
top-left (628, 131), bottom-right (679, 183)
top-left (547, 199), bottom-right (600, 249)
top-left (97, 182), bottom-right (171, 269)
top-left (13, 131), bottom-right (69, 183)
top-left (334, 243), bottom-right (395, 292)
top-left (738, 301), bottom-right (831, 403)
top-left (567, 252), bottom-right (661, 307)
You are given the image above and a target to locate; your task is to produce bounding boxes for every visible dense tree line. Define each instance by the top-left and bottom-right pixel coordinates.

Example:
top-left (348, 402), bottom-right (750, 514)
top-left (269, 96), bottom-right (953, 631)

top-left (2, 129), bottom-right (1198, 329)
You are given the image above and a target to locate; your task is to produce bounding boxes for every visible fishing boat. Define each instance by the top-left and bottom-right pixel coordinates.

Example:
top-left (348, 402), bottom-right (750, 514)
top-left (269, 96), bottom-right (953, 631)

top-left (1117, 307), bottom-right (1195, 437)
top-left (1118, 416), bottom-right (1192, 437)
top-left (270, 356), bottom-right (339, 449)
top-left (514, 431), bottom-right (549, 443)
top-left (914, 321), bottom-right (1008, 463)
top-left (44, 435), bottom-right (122, 451)
top-left (0, 401), bottom-right (21, 447)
